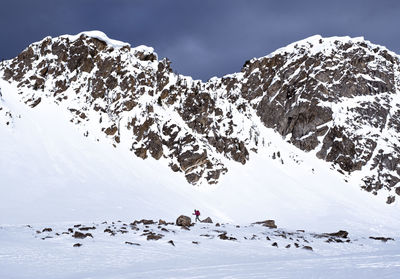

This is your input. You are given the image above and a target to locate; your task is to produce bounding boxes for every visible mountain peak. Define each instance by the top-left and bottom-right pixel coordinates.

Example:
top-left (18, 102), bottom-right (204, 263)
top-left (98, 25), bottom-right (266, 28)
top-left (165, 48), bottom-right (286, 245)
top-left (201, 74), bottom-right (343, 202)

top-left (60, 30), bottom-right (131, 49)
top-left (1, 32), bottom-right (400, 203)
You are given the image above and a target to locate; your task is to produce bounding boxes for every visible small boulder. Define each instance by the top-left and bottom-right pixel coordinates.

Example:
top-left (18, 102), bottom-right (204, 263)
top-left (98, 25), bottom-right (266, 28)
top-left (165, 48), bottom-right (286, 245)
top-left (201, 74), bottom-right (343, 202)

top-left (176, 215), bottom-right (191, 227)
top-left (168, 240), bottom-right (175, 246)
top-left (42, 228), bottom-right (52, 232)
top-left (158, 219), bottom-right (167, 226)
top-left (73, 243), bottom-right (82, 247)
top-left (146, 232), bottom-right (164, 241)
top-left (201, 217), bottom-right (213, 223)
top-left (253, 220), bottom-right (277, 229)
top-left (132, 219), bottom-right (155, 225)
top-left (218, 233), bottom-right (237, 241)
top-left (72, 231), bottom-right (93, 239)
top-left (327, 230), bottom-right (348, 238)
top-left (302, 246), bottom-right (313, 251)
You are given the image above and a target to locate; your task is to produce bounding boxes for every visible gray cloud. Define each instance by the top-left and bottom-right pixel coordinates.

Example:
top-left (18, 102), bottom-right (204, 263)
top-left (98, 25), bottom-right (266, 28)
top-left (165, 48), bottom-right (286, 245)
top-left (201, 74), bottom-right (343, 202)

top-left (1, 0), bottom-right (399, 81)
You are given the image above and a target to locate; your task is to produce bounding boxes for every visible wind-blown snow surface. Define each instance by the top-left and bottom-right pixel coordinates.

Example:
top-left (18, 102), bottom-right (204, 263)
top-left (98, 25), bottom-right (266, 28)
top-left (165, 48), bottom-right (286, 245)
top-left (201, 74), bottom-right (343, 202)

top-left (1, 72), bottom-right (400, 278)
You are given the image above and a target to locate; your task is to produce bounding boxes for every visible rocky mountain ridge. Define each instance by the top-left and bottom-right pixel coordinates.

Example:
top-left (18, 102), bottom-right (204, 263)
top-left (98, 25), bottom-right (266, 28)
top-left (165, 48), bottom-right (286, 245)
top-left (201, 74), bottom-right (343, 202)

top-left (1, 31), bottom-right (399, 203)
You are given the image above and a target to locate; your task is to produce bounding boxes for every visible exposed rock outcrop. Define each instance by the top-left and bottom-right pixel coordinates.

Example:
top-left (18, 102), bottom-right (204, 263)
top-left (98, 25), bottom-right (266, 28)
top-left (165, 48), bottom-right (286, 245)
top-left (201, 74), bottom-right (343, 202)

top-left (1, 32), bottom-right (400, 202)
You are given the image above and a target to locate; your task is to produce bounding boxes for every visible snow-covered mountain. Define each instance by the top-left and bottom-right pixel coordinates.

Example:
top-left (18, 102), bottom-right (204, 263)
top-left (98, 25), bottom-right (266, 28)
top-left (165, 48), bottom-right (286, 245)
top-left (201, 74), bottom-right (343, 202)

top-left (1, 31), bottom-right (400, 233)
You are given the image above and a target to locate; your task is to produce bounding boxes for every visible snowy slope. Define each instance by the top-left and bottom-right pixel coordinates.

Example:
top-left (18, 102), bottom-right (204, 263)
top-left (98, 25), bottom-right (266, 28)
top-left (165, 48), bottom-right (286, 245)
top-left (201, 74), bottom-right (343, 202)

top-left (1, 78), bottom-right (399, 235)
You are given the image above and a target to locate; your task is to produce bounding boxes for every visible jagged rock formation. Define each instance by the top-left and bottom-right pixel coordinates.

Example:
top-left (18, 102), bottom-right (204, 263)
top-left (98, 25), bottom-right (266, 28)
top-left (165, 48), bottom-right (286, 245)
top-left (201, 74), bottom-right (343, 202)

top-left (1, 31), bottom-right (399, 203)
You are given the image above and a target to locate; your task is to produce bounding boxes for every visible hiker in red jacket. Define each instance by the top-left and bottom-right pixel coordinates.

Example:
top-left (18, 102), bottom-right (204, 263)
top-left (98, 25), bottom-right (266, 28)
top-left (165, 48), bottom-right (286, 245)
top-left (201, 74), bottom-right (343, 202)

top-left (193, 209), bottom-right (201, 222)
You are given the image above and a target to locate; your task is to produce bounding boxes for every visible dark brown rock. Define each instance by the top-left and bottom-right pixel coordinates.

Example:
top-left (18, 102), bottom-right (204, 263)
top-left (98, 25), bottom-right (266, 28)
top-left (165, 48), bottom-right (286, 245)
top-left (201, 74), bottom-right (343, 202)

top-left (369, 236), bottom-right (394, 242)
top-left (72, 231), bottom-right (93, 239)
top-left (326, 230), bottom-right (349, 238)
top-left (302, 245), bottom-right (313, 251)
top-left (253, 220), bottom-right (277, 229)
top-left (218, 232), bottom-right (237, 241)
top-left (201, 217), bottom-right (213, 223)
top-left (176, 215), bottom-right (191, 227)
top-left (146, 232), bottom-right (163, 241)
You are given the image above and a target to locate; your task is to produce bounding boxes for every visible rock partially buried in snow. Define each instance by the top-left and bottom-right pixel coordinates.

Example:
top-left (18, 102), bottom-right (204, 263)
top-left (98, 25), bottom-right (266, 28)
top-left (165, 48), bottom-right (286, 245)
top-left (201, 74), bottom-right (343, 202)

top-left (302, 245), bottom-right (313, 251)
top-left (326, 230), bottom-right (349, 238)
top-left (176, 215), bottom-right (191, 227)
top-left (252, 220), bottom-right (277, 229)
top-left (201, 217), bottom-right (213, 223)
top-left (72, 231), bottom-right (93, 239)
top-left (369, 236), bottom-right (394, 242)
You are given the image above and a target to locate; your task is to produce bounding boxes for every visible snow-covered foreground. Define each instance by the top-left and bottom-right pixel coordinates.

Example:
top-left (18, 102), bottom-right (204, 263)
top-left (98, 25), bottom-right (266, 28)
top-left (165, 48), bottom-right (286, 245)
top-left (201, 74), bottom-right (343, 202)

top-left (1, 221), bottom-right (400, 279)
top-left (1, 76), bottom-right (400, 278)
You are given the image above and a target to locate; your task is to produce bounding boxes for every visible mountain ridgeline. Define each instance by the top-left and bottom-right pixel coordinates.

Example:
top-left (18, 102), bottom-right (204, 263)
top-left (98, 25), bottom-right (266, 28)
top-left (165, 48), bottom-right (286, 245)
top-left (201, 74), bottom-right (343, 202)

top-left (1, 32), bottom-right (399, 203)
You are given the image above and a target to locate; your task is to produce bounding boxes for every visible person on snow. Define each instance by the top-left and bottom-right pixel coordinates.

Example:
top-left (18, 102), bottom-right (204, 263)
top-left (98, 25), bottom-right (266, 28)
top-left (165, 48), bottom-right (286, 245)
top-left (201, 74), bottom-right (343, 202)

top-left (193, 209), bottom-right (201, 222)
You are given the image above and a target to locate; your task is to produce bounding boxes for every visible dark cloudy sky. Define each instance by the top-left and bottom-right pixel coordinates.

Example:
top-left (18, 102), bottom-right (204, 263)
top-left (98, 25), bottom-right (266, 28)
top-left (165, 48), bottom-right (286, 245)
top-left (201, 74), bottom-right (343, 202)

top-left (1, 0), bottom-right (399, 81)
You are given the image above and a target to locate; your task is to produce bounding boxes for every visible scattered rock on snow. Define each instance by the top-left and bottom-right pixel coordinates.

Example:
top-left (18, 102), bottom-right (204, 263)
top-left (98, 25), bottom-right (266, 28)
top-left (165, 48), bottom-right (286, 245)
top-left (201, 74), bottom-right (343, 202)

top-left (104, 228), bottom-right (116, 235)
top-left (176, 215), bottom-right (191, 227)
top-left (369, 236), bottom-right (394, 242)
top-left (125, 241), bottom-right (140, 246)
top-left (302, 245), bottom-right (313, 251)
top-left (201, 217), bottom-right (213, 223)
top-left (132, 219), bottom-right (155, 225)
top-left (146, 232), bottom-right (164, 241)
top-left (168, 240), bottom-right (175, 246)
top-left (252, 220), bottom-right (277, 229)
top-left (326, 230), bottom-right (349, 238)
top-left (218, 232), bottom-right (237, 241)
top-left (73, 243), bottom-right (82, 247)
top-left (42, 228), bottom-right (52, 232)
top-left (79, 226), bottom-right (96, 231)
top-left (72, 231), bottom-right (93, 239)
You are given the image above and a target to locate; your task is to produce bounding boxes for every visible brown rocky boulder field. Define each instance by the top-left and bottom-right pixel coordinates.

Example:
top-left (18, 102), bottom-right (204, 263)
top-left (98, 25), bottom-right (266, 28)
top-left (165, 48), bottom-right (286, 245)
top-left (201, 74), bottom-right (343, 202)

top-left (1, 32), bottom-right (400, 202)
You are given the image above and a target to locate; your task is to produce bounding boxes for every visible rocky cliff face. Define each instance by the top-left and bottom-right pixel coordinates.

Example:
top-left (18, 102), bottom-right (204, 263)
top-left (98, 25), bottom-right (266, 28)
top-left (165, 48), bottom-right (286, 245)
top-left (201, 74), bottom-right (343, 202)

top-left (1, 32), bottom-right (399, 203)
